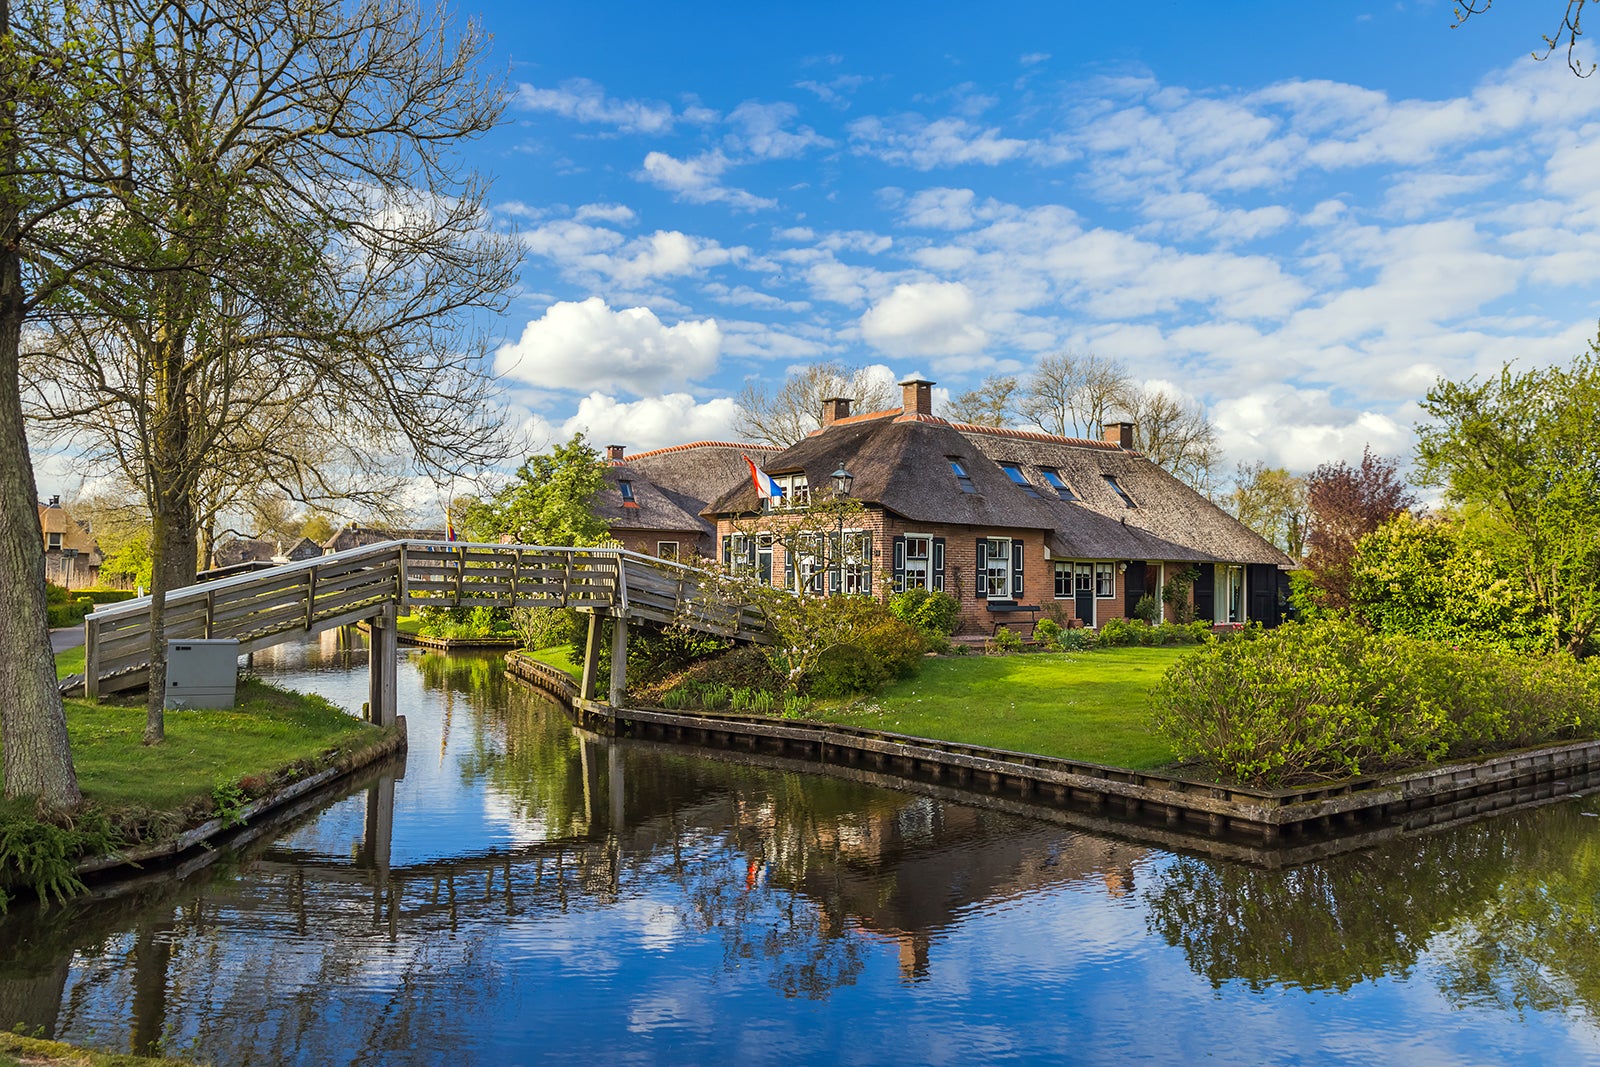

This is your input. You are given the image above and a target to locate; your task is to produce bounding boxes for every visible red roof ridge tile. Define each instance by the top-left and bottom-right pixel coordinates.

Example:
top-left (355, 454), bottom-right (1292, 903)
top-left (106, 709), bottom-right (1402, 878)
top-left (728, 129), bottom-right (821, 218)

top-left (803, 407), bottom-right (905, 436)
top-left (617, 440), bottom-right (784, 462)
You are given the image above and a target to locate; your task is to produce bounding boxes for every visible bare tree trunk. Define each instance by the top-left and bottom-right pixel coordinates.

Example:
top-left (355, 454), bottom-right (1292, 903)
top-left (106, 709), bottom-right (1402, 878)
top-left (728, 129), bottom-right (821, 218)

top-left (0, 0), bottom-right (80, 806)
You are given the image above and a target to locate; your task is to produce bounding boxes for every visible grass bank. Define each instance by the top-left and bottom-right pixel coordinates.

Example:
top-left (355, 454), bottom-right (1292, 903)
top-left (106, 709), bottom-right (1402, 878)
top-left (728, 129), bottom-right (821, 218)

top-left (3, 654), bottom-right (391, 908)
top-left (0, 1031), bottom-right (200, 1067)
top-left (54, 645), bottom-right (85, 680)
top-left (527, 644), bottom-right (581, 679)
top-left (816, 647), bottom-right (1190, 769)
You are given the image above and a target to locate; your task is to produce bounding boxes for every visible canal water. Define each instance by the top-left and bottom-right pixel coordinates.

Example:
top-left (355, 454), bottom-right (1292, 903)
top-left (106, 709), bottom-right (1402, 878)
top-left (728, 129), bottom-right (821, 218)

top-left (3, 634), bottom-right (1599, 1065)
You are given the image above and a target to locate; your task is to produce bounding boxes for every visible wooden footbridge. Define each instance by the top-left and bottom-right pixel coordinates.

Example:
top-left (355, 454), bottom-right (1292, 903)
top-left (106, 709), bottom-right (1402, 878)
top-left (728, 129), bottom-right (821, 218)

top-left (82, 541), bottom-right (770, 724)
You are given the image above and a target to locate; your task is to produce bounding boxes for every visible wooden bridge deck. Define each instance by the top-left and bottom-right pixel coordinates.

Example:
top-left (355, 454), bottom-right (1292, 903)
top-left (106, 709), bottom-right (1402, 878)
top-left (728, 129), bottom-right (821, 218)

top-left (83, 540), bottom-right (769, 700)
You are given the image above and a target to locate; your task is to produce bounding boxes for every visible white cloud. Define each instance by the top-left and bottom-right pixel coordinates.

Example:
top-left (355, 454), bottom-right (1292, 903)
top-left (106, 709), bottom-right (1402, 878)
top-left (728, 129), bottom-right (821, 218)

top-left (848, 114), bottom-right (1031, 169)
top-left (495, 298), bottom-right (721, 395)
top-left (562, 393), bottom-right (743, 452)
top-left (514, 79), bottom-right (678, 134)
top-left (638, 150), bottom-right (777, 211)
top-left (725, 101), bottom-right (832, 159)
top-left (521, 218), bottom-right (739, 286)
top-left (1211, 384), bottom-right (1410, 471)
top-left (860, 281), bottom-right (987, 356)
top-left (574, 203), bottom-right (637, 225)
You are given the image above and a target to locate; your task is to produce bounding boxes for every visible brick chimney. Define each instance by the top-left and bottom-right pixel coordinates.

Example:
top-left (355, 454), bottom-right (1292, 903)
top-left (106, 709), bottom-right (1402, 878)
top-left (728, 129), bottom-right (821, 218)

top-left (606, 444), bottom-right (626, 461)
top-left (820, 397), bottom-right (852, 426)
top-left (900, 378), bottom-right (934, 417)
top-left (1103, 422), bottom-right (1135, 449)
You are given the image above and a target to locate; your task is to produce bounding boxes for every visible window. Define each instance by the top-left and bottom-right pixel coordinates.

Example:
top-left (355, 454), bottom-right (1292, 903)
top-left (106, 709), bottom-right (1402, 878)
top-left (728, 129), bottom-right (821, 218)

top-left (1054, 560), bottom-right (1072, 599)
top-left (728, 533), bottom-right (757, 569)
top-left (948, 457), bottom-right (976, 493)
top-left (1075, 563), bottom-right (1093, 596)
top-left (904, 534), bottom-right (931, 590)
top-left (1095, 562), bottom-right (1115, 598)
top-left (1000, 462), bottom-right (1039, 497)
top-left (656, 541), bottom-right (679, 561)
top-left (842, 530), bottom-right (872, 595)
top-left (772, 473), bottom-right (810, 509)
top-left (1219, 564), bottom-right (1244, 624)
top-left (1102, 475), bottom-right (1136, 508)
top-left (618, 480), bottom-right (637, 507)
top-left (1040, 468), bottom-right (1077, 501)
top-left (985, 537), bottom-right (1011, 599)
top-left (46, 532), bottom-right (61, 550)
top-left (794, 533), bottom-right (826, 594)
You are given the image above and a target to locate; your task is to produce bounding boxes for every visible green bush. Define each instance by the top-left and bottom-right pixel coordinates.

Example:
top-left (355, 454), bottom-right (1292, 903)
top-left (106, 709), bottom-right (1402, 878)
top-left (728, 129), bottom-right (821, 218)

top-left (855, 617), bottom-right (926, 680)
top-left (1133, 593), bottom-right (1163, 625)
top-left (1149, 619), bottom-right (1600, 787)
top-left (888, 587), bottom-right (961, 640)
top-left (513, 606), bottom-right (578, 650)
top-left (1056, 626), bottom-right (1097, 651)
top-left (1034, 617), bottom-right (1062, 645)
top-left (1096, 617), bottom-right (1146, 647)
top-left (808, 643), bottom-right (886, 697)
top-left (986, 627), bottom-right (1023, 654)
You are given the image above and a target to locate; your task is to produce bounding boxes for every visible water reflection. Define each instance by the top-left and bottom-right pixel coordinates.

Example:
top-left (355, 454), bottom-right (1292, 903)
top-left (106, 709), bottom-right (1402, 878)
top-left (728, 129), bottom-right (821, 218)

top-left (1, 636), bottom-right (1598, 1064)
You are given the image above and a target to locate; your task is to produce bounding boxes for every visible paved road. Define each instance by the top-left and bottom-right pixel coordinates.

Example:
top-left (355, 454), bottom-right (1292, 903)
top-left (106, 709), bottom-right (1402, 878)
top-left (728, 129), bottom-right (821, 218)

top-left (50, 627), bottom-right (85, 654)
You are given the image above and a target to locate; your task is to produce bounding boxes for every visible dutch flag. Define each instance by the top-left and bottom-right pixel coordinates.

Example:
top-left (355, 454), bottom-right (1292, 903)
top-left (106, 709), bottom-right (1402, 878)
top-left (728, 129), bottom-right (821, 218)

top-left (745, 454), bottom-right (783, 501)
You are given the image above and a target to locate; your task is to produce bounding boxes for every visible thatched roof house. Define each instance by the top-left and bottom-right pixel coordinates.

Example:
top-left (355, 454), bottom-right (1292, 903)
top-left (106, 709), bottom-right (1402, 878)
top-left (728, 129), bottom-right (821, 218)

top-left (704, 379), bottom-right (1294, 634)
top-left (38, 496), bottom-right (101, 587)
top-left (596, 442), bottom-right (783, 560)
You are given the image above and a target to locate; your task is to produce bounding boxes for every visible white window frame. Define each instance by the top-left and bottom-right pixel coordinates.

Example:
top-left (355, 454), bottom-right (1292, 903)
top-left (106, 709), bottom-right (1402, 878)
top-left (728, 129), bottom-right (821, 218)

top-left (841, 529), bottom-right (871, 595)
top-left (794, 532), bottom-right (826, 595)
top-left (656, 540), bottom-right (679, 561)
top-left (1053, 560), bottom-right (1072, 599)
top-left (1094, 562), bottom-right (1115, 599)
top-left (903, 533), bottom-right (932, 590)
top-left (772, 474), bottom-right (810, 510)
top-left (985, 536), bottom-right (1011, 600)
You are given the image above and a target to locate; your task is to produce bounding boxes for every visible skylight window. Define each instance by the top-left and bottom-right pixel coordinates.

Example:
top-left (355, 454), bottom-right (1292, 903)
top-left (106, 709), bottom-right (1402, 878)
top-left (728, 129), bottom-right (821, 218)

top-left (1102, 474), bottom-right (1136, 508)
top-left (1040, 468), bottom-right (1076, 501)
top-left (1000, 462), bottom-right (1039, 497)
top-left (618, 480), bottom-right (637, 506)
top-left (948, 457), bottom-right (976, 493)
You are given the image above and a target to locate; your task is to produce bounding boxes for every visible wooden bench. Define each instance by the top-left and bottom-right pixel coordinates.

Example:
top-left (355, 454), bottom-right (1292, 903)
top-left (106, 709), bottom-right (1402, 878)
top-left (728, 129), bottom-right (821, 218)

top-left (986, 602), bottom-right (1042, 635)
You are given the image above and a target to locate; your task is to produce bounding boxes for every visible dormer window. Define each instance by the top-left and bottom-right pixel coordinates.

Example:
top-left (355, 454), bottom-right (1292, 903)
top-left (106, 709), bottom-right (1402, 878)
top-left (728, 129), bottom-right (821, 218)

top-left (1040, 469), bottom-right (1077, 501)
top-left (771, 473), bottom-right (810, 509)
top-left (1000, 463), bottom-right (1039, 497)
top-left (948, 457), bottom-right (976, 493)
top-left (618, 480), bottom-right (638, 507)
top-left (1103, 474), bottom-right (1136, 508)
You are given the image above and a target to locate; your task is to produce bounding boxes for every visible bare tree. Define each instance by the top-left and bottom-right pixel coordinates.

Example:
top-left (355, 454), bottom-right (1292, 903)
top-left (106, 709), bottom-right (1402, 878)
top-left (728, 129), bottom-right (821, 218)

top-left (735, 362), bottom-right (895, 446)
top-left (20, 0), bottom-right (519, 744)
top-left (1018, 352), bottom-right (1132, 439)
top-left (1454, 1), bottom-right (1593, 77)
top-left (945, 374), bottom-right (1018, 427)
top-left (1121, 386), bottom-right (1224, 496)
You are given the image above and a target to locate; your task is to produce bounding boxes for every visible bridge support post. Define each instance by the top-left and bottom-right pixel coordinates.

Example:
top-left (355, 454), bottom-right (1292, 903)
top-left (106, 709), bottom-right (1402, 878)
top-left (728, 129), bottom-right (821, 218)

top-left (580, 611), bottom-right (602, 702)
top-left (609, 611), bottom-right (628, 707)
top-left (368, 602), bottom-right (397, 727)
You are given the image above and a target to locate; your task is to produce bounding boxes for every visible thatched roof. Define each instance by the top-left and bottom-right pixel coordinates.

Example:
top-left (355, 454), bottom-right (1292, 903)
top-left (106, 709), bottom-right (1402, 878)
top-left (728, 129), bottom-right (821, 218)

top-left (601, 442), bottom-right (783, 537)
top-left (705, 408), bottom-right (1293, 566)
top-left (597, 466), bottom-right (710, 536)
top-left (959, 424), bottom-right (1293, 566)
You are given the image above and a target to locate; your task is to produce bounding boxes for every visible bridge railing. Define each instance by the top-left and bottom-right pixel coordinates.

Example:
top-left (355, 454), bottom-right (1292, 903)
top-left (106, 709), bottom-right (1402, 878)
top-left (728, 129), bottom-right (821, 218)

top-left (83, 540), bottom-right (769, 697)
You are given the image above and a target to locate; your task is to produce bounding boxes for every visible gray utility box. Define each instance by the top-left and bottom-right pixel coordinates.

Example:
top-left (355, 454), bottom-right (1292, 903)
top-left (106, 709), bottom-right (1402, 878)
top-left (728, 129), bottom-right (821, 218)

top-left (165, 639), bottom-right (240, 709)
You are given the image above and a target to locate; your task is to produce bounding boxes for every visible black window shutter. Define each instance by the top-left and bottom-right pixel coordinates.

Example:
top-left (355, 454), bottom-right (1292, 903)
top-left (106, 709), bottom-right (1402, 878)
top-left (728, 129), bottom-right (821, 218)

top-left (861, 534), bottom-right (872, 594)
top-left (759, 546), bottom-right (772, 586)
top-left (893, 535), bottom-right (905, 593)
top-left (933, 538), bottom-right (946, 592)
top-left (828, 533), bottom-right (840, 594)
top-left (1124, 561), bottom-right (1147, 618)
top-left (721, 534), bottom-right (732, 567)
top-left (1193, 562), bottom-right (1215, 623)
top-left (975, 539), bottom-right (988, 597)
top-left (1011, 538), bottom-right (1024, 601)
top-left (784, 544), bottom-right (795, 590)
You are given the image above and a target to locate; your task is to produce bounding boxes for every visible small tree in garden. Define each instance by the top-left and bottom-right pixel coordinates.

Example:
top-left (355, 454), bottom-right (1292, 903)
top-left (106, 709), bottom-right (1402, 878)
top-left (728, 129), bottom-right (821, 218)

top-left (1297, 447), bottom-right (1417, 615)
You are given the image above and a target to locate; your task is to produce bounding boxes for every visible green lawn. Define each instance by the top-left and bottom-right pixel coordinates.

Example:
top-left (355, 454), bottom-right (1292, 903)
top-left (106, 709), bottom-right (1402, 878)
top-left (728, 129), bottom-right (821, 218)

top-left (526, 644), bottom-right (581, 679)
top-left (817, 647), bottom-right (1192, 770)
top-left (55, 644), bottom-right (85, 679)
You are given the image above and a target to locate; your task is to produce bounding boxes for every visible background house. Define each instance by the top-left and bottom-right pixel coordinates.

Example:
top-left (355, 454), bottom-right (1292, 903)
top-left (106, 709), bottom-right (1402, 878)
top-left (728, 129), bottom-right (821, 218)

top-left (38, 496), bottom-right (101, 589)
top-left (595, 442), bottom-right (783, 561)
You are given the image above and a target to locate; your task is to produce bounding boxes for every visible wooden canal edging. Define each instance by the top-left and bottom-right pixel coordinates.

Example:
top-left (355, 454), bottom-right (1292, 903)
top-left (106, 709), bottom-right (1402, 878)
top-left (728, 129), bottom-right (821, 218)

top-left (499, 653), bottom-right (1600, 850)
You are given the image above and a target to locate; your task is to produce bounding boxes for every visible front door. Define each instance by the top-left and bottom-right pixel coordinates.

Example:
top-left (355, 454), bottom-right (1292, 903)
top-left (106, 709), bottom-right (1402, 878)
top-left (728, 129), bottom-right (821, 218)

top-left (1074, 562), bottom-right (1095, 626)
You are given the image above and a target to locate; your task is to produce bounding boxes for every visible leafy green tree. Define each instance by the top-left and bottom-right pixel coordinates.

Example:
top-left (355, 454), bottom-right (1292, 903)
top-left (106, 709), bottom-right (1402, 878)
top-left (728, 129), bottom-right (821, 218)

top-left (465, 434), bottom-right (610, 546)
top-left (1417, 348), bottom-right (1600, 655)
top-left (1349, 512), bottom-right (1554, 652)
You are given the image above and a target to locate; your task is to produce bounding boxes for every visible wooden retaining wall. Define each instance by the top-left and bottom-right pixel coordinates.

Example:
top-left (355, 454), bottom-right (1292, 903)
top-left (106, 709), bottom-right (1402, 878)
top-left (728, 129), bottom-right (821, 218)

top-left (500, 657), bottom-right (1600, 849)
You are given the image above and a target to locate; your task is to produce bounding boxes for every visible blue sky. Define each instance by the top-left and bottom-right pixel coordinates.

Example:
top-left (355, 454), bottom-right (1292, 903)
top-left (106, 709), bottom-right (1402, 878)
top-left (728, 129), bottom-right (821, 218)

top-left (467, 0), bottom-right (1600, 478)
